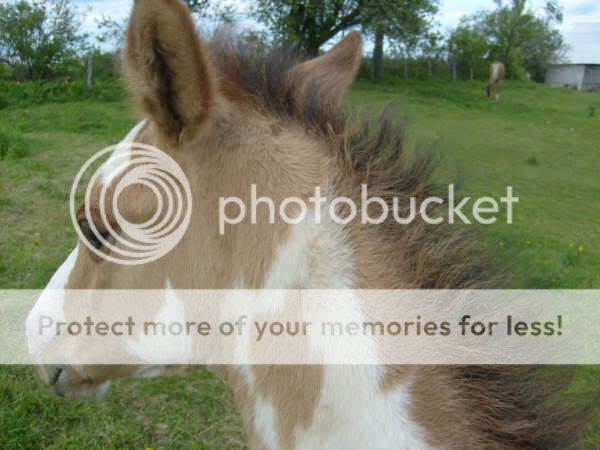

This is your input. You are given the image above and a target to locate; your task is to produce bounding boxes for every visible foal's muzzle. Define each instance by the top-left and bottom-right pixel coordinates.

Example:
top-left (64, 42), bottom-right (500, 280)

top-left (36, 364), bottom-right (110, 399)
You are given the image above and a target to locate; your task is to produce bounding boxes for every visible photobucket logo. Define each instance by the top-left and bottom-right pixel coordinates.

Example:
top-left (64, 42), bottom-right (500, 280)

top-left (219, 184), bottom-right (518, 234)
top-left (69, 143), bottom-right (192, 265)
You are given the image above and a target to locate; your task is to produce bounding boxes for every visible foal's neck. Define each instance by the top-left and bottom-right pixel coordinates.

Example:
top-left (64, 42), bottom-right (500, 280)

top-left (228, 210), bottom-right (431, 449)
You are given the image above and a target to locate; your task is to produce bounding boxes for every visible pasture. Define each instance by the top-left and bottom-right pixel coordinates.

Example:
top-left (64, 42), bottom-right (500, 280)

top-left (1, 79), bottom-right (599, 447)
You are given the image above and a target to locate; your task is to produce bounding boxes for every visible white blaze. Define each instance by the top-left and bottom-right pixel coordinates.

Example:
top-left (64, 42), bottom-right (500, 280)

top-left (25, 245), bottom-right (79, 363)
top-left (26, 120), bottom-right (146, 363)
top-left (101, 119), bottom-right (146, 185)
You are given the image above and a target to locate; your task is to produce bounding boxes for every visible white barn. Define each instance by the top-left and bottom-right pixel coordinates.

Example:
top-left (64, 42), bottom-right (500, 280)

top-left (545, 64), bottom-right (600, 92)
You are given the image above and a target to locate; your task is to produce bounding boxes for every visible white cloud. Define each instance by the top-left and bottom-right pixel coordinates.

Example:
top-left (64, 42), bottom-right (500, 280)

top-left (437, 0), bottom-right (497, 31)
top-left (563, 24), bottom-right (600, 63)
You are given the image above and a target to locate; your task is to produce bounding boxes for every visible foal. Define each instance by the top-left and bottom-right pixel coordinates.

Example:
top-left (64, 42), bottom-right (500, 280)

top-left (487, 61), bottom-right (506, 99)
top-left (26, 0), bottom-right (585, 448)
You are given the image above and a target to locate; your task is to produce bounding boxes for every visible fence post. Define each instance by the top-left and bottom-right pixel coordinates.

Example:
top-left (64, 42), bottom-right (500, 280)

top-left (428, 60), bottom-right (432, 81)
top-left (452, 62), bottom-right (457, 81)
top-left (87, 53), bottom-right (93, 89)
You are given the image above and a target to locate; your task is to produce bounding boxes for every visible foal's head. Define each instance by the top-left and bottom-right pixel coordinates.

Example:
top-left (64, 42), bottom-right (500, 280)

top-left (26, 0), bottom-right (365, 396)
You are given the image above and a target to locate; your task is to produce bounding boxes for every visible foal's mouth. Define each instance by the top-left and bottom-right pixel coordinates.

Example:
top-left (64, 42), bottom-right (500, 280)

top-left (40, 365), bottom-right (109, 399)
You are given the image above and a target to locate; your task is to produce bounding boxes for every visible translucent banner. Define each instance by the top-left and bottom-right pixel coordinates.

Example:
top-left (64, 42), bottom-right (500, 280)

top-left (3, 289), bottom-right (599, 365)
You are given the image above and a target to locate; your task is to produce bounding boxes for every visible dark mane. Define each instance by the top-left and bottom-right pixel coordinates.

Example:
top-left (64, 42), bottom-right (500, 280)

top-left (210, 38), bottom-right (591, 449)
top-left (211, 36), bottom-right (346, 135)
top-left (211, 37), bottom-right (488, 289)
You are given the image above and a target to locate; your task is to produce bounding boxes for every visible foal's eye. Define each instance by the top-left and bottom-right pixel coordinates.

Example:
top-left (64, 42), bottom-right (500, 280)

top-left (78, 219), bottom-right (110, 250)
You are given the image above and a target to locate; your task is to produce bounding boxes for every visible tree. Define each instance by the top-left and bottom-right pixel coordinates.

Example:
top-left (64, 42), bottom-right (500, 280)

top-left (447, 18), bottom-right (488, 80)
top-left (253, 0), bottom-right (363, 56)
top-left (517, 13), bottom-right (566, 80)
top-left (419, 31), bottom-right (443, 80)
top-left (183, 0), bottom-right (210, 10)
top-left (184, 0), bottom-right (235, 24)
top-left (363, 0), bottom-right (438, 79)
top-left (453, 0), bottom-right (566, 81)
top-left (95, 15), bottom-right (127, 51)
top-left (0, 0), bottom-right (85, 80)
top-left (485, 0), bottom-right (565, 80)
top-left (253, 0), bottom-right (438, 74)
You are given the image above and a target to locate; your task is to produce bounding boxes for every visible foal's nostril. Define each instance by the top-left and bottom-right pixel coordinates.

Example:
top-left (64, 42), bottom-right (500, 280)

top-left (47, 365), bottom-right (64, 386)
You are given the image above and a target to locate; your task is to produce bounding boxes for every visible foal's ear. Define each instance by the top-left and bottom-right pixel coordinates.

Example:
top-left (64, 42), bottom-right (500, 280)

top-left (289, 31), bottom-right (363, 109)
top-left (125, 0), bottom-right (215, 143)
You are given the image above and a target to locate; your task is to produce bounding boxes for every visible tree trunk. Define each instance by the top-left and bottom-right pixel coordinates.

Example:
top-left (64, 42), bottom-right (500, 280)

top-left (372, 27), bottom-right (384, 80)
top-left (427, 61), bottom-right (432, 81)
top-left (470, 67), bottom-right (474, 81)
top-left (87, 54), bottom-right (93, 89)
top-left (306, 41), bottom-right (320, 57)
top-left (403, 59), bottom-right (408, 80)
top-left (452, 62), bottom-right (457, 81)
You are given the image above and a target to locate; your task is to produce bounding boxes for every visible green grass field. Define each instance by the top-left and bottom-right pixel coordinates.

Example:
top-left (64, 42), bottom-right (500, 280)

top-left (1, 79), bottom-right (599, 448)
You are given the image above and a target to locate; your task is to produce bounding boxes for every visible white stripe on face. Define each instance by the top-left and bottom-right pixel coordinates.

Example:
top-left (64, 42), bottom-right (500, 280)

top-left (101, 119), bottom-right (147, 185)
top-left (26, 120), bottom-right (148, 361)
top-left (26, 245), bottom-right (79, 362)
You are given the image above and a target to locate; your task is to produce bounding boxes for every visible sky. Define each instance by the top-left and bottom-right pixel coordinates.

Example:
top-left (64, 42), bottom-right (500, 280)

top-left (74, 0), bottom-right (600, 63)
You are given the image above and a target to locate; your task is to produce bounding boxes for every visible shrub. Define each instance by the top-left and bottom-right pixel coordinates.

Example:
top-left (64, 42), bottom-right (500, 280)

top-left (0, 124), bottom-right (29, 160)
top-left (0, 79), bottom-right (126, 108)
top-left (0, 93), bottom-right (9, 110)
